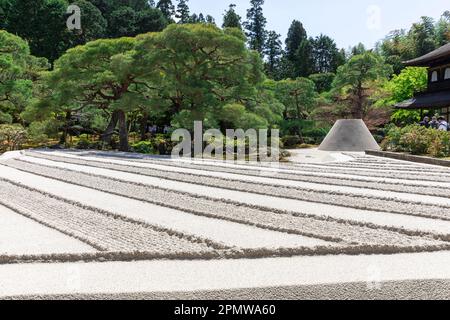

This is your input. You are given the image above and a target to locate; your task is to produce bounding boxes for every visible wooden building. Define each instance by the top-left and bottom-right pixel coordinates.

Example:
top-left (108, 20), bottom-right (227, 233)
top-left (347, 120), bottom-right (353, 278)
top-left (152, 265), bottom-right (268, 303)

top-left (395, 43), bottom-right (450, 121)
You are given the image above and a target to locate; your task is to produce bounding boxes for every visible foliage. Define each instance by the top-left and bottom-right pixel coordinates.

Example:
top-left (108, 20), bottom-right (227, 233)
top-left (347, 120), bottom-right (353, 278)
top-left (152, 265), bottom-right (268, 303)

top-left (264, 31), bottom-right (283, 79)
top-left (308, 73), bottom-right (335, 93)
top-left (222, 4), bottom-right (242, 29)
top-left (274, 78), bottom-right (317, 120)
top-left (0, 123), bottom-right (27, 152)
top-left (0, 30), bottom-right (49, 125)
top-left (332, 52), bottom-right (392, 119)
top-left (243, 0), bottom-right (267, 55)
top-left (382, 124), bottom-right (450, 157)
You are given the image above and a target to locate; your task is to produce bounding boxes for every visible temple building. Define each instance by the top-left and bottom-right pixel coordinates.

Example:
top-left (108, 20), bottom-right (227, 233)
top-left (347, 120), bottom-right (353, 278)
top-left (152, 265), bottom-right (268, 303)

top-left (395, 43), bottom-right (450, 122)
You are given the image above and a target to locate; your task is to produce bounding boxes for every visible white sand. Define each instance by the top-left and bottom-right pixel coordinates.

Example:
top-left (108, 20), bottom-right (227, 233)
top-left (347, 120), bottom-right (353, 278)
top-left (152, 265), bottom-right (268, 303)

top-left (0, 165), bottom-right (328, 249)
top-left (21, 155), bottom-right (450, 206)
top-left (0, 251), bottom-right (449, 298)
top-left (42, 150), bottom-right (450, 189)
top-left (0, 204), bottom-right (95, 255)
top-left (13, 156), bottom-right (450, 236)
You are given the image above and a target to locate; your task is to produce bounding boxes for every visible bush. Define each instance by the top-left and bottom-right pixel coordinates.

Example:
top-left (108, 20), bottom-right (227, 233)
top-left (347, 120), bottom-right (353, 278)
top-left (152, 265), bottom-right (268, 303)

top-left (75, 134), bottom-right (102, 150)
top-left (382, 124), bottom-right (450, 158)
top-left (281, 135), bottom-right (302, 148)
top-left (131, 141), bottom-right (154, 154)
top-left (0, 124), bottom-right (27, 153)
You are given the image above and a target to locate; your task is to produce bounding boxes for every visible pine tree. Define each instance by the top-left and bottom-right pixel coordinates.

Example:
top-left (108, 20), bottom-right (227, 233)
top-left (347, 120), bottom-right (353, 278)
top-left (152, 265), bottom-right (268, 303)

top-left (176, 0), bottom-right (190, 24)
top-left (243, 0), bottom-right (267, 55)
top-left (222, 4), bottom-right (242, 29)
top-left (310, 34), bottom-right (342, 73)
top-left (283, 20), bottom-right (313, 78)
top-left (156, 0), bottom-right (175, 21)
top-left (264, 31), bottom-right (283, 79)
top-left (205, 15), bottom-right (216, 25)
top-left (285, 20), bottom-right (307, 62)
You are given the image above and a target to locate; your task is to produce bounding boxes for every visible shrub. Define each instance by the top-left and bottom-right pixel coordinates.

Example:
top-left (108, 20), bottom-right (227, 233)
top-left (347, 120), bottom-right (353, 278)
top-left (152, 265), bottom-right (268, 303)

top-left (281, 135), bottom-right (302, 148)
top-left (131, 141), bottom-right (154, 154)
top-left (0, 124), bottom-right (27, 153)
top-left (382, 124), bottom-right (450, 158)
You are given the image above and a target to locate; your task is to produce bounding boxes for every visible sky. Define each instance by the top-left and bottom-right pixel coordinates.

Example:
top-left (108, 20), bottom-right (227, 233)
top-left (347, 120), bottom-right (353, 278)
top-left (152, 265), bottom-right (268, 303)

top-left (187, 0), bottom-right (450, 50)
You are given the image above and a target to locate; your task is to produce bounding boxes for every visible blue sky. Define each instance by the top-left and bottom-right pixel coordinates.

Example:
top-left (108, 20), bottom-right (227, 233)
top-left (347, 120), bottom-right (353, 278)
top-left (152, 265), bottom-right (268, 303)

top-left (187, 0), bottom-right (450, 49)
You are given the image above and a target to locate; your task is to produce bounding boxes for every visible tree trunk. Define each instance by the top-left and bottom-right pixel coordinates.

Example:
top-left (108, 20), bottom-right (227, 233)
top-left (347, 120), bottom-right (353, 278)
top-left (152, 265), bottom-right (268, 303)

top-left (59, 111), bottom-right (71, 147)
top-left (140, 112), bottom-right (148, 141)
top-left (117, 110), bottom-right (129, 152)
top-left (101, 110), bottom-right (119, 146)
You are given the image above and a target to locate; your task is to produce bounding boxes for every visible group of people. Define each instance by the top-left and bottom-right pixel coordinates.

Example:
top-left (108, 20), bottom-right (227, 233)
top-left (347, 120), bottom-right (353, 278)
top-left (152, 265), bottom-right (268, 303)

top-left (419, 116), bottom-right (449, 131)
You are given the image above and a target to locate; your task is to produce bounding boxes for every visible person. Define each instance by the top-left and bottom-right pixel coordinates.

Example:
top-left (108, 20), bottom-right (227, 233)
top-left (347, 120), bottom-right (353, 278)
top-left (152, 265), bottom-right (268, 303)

top-left (437, 117), bottom-right (449, 131)
top-left (419, 116), bottom-right (430, 128)
top-left (429, 116), bottom-right (439, 129)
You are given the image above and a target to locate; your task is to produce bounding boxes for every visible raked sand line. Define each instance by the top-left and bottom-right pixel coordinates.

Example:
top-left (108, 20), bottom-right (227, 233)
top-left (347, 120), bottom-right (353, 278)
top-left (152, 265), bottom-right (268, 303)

top-left (18, 153), bottom-right (450, 220)
top-left (6, 156), bottom-right (450, 238)
top-left (0, 165), bottom-right (328, 250)
top-left (5, 158), bottom-right (446, 248)
top-left (0, 204), bottom-right (95, 256)
top-left (36, 150), bottom-right (450, 189)
top-left (0, 180), bottom-right (215, 254)
top-left (47, 152), bottom-right (450, 198)
top-left (20, 155), bottom-right (450, 205)
top-left (0, 251), bottom-right (449, 298)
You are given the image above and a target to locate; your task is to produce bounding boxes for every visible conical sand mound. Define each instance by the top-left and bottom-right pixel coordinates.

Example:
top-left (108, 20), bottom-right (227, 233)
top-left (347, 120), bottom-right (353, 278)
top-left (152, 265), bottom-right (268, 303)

top-left (319, 119), bottom-right (380, 152)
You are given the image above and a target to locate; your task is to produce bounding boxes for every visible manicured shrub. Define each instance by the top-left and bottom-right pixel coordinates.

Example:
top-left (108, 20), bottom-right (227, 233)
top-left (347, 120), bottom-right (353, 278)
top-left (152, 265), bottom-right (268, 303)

top-left (131, 141), bottom-right (154, 154)
top-left (382, 124), bottom-right (450, 158)
top-left (0, 124), bottom-right (27, 152)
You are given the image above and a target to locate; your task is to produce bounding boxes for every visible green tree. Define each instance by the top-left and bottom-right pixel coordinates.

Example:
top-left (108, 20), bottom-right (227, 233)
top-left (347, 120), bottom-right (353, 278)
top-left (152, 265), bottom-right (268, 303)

top-left (5, 0), bottom-right (70, 63)
top-left (264, 31), bottom-right (283, 79)
top-left (222, 4), bottom-right (242, 29)
top-left (70, 0), bottom-right (107, 45)
top-left (0, 30), bottom-right (49, 125)
top-left (135, 24), bottom-right (267, 131)
top-left (309, 73), bottom-right (335, 93)
top-left (333, 52), bottom-right (392, 119)
top-left (409, 16), bottom-right (437, 56)
top-left (243, 0), bottom-right (267, 55)
top-left (39, 37), bottom-right (157, 151)
top-left (310, 34), bottom-right (342, 73)
top-left (435, 11), bottom-right (450, 46)
top-left (156, 0), bottom-right (175, 21)
top-left (283, 20), bottom-right (313, 78)
top-left (275, 78), bottom-right (317, 121)
top-left (175, 0), bottom-right (190, 24)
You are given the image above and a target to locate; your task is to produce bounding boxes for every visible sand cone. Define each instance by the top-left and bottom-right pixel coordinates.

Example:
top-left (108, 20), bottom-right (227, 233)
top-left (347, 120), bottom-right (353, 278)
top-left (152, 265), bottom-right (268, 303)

top-left (318, 119), bottom-right (380, 152)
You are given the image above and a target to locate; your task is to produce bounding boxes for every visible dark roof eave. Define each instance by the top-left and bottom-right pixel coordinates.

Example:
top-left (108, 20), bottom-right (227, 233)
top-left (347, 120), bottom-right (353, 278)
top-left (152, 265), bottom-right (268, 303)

top-left (394, 91), bottom-right (450, 109)
top-left (403, 43), bottom-right (450, 67)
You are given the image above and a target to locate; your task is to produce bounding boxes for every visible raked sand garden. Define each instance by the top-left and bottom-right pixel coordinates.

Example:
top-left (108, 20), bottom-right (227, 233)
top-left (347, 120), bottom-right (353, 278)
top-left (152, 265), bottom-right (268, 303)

top-left (0, 149), bottom-right (450, 299)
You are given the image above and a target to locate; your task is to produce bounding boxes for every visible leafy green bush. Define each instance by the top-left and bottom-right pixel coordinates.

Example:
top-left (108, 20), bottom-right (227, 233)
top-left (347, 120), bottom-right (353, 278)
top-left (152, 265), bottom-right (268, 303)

top-left (0, 124), bottom-right (27, 153)
top-left (131, 141), bottom-right (154, 154)
top-left (382, 124), bottom-right (450, 158)
top-left (281, 135), bottom-right (302, 148)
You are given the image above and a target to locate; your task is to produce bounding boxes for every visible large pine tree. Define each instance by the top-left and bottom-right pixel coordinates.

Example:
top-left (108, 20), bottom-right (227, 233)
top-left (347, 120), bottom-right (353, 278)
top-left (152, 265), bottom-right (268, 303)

top-left (285, 20), bottom-right (307, 62)
top-left (175, 0), bottom-right (190, 24)
top-left (264, 31), bottom-right (283, 79)
top-left (222, 4), bottom-right (242, 29)
top-left (283, 20), bottom-right (313, 78)
top-left (243, 0), bottom-right (267, 55)
top-left (156, 0), bottom-right (175, 21)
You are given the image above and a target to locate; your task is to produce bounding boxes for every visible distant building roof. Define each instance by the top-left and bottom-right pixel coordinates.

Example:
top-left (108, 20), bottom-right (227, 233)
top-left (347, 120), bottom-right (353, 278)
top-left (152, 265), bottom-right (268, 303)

top-left (394, 90), bottom-right (450, 109)
top-left (404, 43), bottom-right (450, 67)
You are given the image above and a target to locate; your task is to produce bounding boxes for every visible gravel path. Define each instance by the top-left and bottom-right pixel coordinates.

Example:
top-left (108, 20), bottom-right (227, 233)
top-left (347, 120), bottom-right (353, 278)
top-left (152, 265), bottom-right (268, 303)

top-left (21, 152), bottom-right (450, 221)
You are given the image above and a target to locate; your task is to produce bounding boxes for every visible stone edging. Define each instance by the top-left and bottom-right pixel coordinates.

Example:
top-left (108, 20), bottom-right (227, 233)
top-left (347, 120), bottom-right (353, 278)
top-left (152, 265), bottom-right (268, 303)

top-left (365, 150), bottom-right (450, 168)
